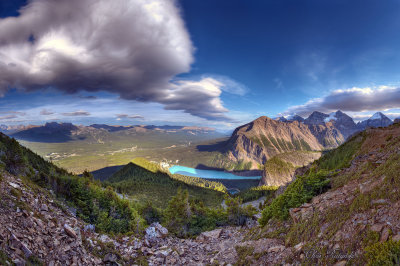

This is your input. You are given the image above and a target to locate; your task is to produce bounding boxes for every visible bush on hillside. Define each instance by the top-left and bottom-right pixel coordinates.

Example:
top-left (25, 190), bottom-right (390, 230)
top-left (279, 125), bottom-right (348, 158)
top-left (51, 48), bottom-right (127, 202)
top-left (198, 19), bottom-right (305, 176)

top-left (163, 189), bottom-right (256, 237)
top-left (259, 169), bottom-right (330, 225)
top-left (364, 240), bottom-right (400, 265)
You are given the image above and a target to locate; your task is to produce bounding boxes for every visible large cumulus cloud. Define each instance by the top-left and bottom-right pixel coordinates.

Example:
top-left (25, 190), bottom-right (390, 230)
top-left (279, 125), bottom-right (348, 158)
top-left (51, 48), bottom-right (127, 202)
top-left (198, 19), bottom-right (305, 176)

top-left (0, 0), bottom-right (232, 120)
top-left (284, 86), bottom-right (400, 117)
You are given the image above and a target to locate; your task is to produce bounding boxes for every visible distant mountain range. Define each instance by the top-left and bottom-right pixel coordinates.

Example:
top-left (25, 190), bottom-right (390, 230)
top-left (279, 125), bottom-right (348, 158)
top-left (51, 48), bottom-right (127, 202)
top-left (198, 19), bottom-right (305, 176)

top-left (0, 122), bottom-right (222, 143)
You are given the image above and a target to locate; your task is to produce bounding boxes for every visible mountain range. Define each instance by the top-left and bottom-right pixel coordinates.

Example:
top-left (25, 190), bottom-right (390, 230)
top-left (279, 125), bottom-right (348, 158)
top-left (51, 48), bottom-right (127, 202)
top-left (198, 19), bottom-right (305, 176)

top-left (1, 122), bottom-right (222, 143)
top-left (221, 110), bottom-right (395, 186)
top-left (244, 110), bottom-right (393, 163)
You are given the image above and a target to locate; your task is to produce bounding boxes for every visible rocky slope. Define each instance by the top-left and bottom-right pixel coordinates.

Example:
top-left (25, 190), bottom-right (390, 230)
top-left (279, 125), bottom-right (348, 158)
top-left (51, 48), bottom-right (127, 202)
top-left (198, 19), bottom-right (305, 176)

top-left (224, 115), bottom-right (344, 168)
top-left (0, 171), bottom-right (102, 265)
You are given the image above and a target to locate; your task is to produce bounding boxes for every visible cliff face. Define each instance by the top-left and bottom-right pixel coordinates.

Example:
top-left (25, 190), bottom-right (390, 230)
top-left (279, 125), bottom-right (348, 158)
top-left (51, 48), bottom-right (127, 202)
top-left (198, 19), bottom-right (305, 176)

top-left (225, 116), bottom-right (343, 167)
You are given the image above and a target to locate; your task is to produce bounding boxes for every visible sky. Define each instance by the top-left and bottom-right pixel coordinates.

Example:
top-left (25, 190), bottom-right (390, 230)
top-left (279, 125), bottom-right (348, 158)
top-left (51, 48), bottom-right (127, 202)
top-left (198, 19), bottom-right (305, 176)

top-left (1, 0), bottom-right (400, 130)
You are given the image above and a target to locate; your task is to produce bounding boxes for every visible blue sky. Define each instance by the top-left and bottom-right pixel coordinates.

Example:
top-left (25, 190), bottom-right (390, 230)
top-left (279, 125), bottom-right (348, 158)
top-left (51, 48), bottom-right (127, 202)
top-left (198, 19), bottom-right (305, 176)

top-left (1, 0), bottom-right (400, 129)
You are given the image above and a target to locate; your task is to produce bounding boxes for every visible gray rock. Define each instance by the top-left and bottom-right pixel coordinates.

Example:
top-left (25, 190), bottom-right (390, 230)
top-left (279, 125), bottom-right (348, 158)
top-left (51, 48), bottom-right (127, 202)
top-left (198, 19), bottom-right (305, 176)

top-left (21, 242), bottom-right (32, 258)
top-left (104, 253), bottom-right (118, 263)
top-left (197, 229), bottom-right (223, 242)
top-left (268, 245), bottom-right (285, 252)
top-left (40, 204), bottom-right (48, 212)
top-left (370, 224), bottom-right (384, 232)
top-left (392, 234), bottom-right (400, 242)
top-left (64, 224), bottom-right (77, 238)
top-left (99, 234), bottom-right (112, 243)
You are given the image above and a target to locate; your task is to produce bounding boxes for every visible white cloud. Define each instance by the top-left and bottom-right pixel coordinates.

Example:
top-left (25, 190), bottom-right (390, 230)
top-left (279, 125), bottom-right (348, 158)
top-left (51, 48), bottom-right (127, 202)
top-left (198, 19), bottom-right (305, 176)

top-left (116, 114), bottom-right (144, 119)
top-left (40, 109), bottom-right (54, 115)
top-left (0, 0), bottom-right (233, 121)
top-left (284, 86), bottom-right (400, 117)
top-left (62, 110), bottom-right (91, 116)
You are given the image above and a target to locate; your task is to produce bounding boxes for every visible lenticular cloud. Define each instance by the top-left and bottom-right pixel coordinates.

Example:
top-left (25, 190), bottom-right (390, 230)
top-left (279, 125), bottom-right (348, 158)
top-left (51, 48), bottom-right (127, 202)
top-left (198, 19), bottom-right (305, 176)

top-left (0, 0), bottom-right (231, 120)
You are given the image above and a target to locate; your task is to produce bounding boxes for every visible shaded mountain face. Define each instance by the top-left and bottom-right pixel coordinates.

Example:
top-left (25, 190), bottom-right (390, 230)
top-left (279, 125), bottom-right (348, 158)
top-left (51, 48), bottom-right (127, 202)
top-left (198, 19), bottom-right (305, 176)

top-left (357, 112), bottom-right (393, 130)
top-left (304, 111), bottom-right (329, 125)
top-left (0, 124), bottom-right (37, 134)
top-left (288, 115), bottom-right (305, 123)
top-left (321, 110), bottom-right (358, 139)
top-left (11, 122), bottom-right (79, 142)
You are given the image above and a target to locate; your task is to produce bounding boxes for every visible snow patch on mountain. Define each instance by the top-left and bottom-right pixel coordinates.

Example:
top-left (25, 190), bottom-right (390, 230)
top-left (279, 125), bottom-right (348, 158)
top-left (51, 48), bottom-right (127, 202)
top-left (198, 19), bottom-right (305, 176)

top-left (370, 112), bottom-right (383, 120)
top-left (324, 112), bottom-right (338, 122)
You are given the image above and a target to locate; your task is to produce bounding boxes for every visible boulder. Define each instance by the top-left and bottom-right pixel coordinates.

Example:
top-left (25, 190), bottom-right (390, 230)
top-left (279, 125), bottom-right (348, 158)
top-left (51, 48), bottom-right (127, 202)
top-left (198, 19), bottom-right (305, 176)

top-left (268, 245), bottom-right (285, 252)
top-left (40, 204), bottom-right (49, 212)
top-left (197, 229), bottom-right (223, 242)
top-left (99, 234), bottom-right (112, 243)
top-left (104, 253), bottom-right (118, 263)
top-left (333, 261), bottom-right (347, 266)
top-left (151, 222), bottom-right (168, 237)
top-left (21, 242), bottom-right (32, 258)
top-left (145, 223), bottom-right (169, 244)
top-left (64, 224), bottom-right (77, 238)
top-left (392, 234), bottom-right (400, 242)
top-left (380, 227), bottom-right (390, 242)
top-left (370, 224), bottom-right (384, 232)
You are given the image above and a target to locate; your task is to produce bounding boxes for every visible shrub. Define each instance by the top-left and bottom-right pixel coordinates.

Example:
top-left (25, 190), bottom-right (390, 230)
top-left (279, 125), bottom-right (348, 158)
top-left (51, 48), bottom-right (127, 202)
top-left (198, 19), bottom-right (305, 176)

top-left (364, 240), bottom-right (400, 265)
top-left (163, 189), bottom-right (192, 237)
top-left (259, 170), bottom-right (330, 225)
top-left (139, 201), bottom-right (162, 225)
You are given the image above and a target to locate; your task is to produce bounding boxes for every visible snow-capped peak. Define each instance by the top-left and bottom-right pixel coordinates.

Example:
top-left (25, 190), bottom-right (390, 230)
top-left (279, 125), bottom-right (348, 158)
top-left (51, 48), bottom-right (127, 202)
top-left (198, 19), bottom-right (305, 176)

top-left (369, 112), bottom-right (383, 120)
top-left (324, 112), bottom-right (337, 122)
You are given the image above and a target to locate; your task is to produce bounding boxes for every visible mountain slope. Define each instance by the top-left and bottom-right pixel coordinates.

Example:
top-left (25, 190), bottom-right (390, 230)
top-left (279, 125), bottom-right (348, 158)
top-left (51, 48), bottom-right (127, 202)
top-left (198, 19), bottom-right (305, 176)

top-left (260, 151), bottom-right (321, 187)
top-left (224, 116), bottom-right (343, 167)
top-left (106, 158), bottom-right (226, 208)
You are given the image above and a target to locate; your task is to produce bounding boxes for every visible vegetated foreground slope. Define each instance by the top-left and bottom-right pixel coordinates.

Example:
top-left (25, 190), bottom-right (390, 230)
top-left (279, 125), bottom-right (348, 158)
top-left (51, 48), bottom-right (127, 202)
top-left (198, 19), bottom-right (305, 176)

top-left (238, 122), bottom-right (400, 265)
top-left (105, 157), bottom-right (226, 208)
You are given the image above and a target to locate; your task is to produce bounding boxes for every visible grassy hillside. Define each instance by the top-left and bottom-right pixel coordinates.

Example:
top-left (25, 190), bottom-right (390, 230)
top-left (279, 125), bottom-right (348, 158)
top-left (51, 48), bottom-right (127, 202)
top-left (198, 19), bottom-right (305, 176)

top-left (106, 158), bottom-right (226, 208)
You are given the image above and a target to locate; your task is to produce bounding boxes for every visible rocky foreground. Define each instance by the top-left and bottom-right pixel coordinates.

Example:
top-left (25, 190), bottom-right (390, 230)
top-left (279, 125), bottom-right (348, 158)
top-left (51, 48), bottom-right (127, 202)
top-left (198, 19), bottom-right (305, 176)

top-left (0, 171), bottom-right (291, 265)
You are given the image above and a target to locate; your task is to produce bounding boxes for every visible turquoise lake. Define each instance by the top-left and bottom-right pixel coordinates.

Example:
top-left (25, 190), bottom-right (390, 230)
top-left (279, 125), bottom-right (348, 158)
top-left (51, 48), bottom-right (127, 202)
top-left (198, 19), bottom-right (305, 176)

top-left (169, 165), bottom-right (261, 180)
